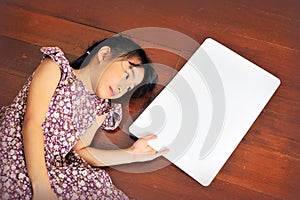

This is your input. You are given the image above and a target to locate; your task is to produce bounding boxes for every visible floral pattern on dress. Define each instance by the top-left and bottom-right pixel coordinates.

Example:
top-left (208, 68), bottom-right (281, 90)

top-left (0, 47), bottom-right (128, 199)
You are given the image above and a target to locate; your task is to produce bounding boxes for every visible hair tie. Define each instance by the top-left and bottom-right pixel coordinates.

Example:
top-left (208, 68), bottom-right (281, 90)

top-left (86, 51), bottom-right (91, 55)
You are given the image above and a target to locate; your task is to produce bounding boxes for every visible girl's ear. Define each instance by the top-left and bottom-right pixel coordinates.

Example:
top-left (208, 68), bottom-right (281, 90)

top-left (97, 46), bottom-right (111, 62)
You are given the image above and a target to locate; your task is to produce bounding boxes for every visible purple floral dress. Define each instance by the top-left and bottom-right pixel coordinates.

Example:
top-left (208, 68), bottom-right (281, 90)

top-left (0, 47), bottom-right (128, 199)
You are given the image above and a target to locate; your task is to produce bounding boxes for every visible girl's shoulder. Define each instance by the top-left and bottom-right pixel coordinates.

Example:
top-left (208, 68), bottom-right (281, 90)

top-left (40, 47), bottom-right (74, 84)
top-left (40, 47), bottom-right (69, 69)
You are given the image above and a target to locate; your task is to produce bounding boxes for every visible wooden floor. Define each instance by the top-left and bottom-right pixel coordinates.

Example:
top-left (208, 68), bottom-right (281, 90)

top-left (1, 0), bottom-right (299, 199)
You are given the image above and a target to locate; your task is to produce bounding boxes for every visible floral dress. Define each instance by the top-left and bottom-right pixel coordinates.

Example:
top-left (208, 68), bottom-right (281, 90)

top-left (0, 47), bottom-right (128, 199)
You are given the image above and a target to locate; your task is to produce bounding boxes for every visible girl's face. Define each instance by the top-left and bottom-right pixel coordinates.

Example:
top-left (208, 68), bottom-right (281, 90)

top-left (96, 57), bottom-right (145, 99)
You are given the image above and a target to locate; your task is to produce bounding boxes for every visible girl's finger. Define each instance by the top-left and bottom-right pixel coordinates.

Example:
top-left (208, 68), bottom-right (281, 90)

top-left (156, 147), bottom-right (169, 157)
top-left (150, 147), bottom-right (169, 160)
top-left (143, 134), bottom-right (157, 141)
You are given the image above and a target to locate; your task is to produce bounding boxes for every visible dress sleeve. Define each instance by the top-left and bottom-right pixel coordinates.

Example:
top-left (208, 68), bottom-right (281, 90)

top-left (94, 96), bottom-right (122, 131)
top-left (40, 47), bottom-right (72, 85)
top-left (100, 103), bottom-right (122, 131)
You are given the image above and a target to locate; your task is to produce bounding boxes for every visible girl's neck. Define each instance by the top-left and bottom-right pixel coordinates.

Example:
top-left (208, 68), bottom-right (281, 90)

top-left (73, 67), bottom-right (95, 94)
top-left (73, 57), bottom-right (107, 95)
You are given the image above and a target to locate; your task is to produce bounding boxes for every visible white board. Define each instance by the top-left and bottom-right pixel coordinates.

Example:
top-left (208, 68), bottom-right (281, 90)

top-left (129, 38), bottom-right (280, 186)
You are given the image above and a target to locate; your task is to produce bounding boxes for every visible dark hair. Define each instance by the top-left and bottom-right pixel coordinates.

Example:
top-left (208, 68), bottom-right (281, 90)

top-left (70, 35), bottom-right (157, 98)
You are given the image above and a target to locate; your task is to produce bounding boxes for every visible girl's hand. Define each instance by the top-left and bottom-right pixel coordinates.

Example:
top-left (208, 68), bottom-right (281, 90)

top-left (32, 184), bottom-right (57, 200)
top-left (128, 134), bottom-right (169, 162)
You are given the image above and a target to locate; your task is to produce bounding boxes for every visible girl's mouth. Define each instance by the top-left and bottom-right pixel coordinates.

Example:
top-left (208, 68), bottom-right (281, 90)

top-left (109, 86), bottom-right (115, 96)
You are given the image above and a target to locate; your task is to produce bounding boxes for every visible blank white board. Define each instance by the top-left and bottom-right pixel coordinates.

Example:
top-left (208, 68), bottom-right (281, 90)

top-left (129, 38), bottom-right (280, 186)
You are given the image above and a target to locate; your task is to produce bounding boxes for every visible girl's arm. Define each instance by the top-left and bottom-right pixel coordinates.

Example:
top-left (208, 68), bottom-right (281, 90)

top-left (73, 116), bottom-right (168, 167)
top-left (22, 59), bottom-right (61, 199)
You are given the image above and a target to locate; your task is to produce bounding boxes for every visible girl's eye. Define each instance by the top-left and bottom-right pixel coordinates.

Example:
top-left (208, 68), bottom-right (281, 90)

top-left (124, 71), bottom-right (129, 80)
top-left (128, 61), bottom-right (139, 67)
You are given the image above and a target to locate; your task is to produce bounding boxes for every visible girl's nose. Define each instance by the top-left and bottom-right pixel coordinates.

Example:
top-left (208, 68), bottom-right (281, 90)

top-left (117, 87), bottom-right (122, 93)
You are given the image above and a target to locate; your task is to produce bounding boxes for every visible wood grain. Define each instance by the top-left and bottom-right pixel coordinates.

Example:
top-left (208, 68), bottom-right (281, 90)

top-left (1, 0), bottom-right (299, 199)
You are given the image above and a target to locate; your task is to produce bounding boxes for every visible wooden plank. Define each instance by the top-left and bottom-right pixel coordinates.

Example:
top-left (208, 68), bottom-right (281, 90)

top-left (107, 162), bottom-right (282, 200)
top-left (0, 71), bottom-right (27, 106)
top-left (0, 4), bottom-right (182, 83)
top-left (218, 143), bottom-right (300, 200)
top-left (1, 1), bottom-right (299, 199)
top-left (233, 0), bottom-right (300, 20)
top-left (105, 164), bottom-right (278, 200)
top-left (0, 35), bottom-right (46, 76)
top-left (5, 0), bottom-right (300, 51)
top-left (0, 3), bottom-right (114, 56)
